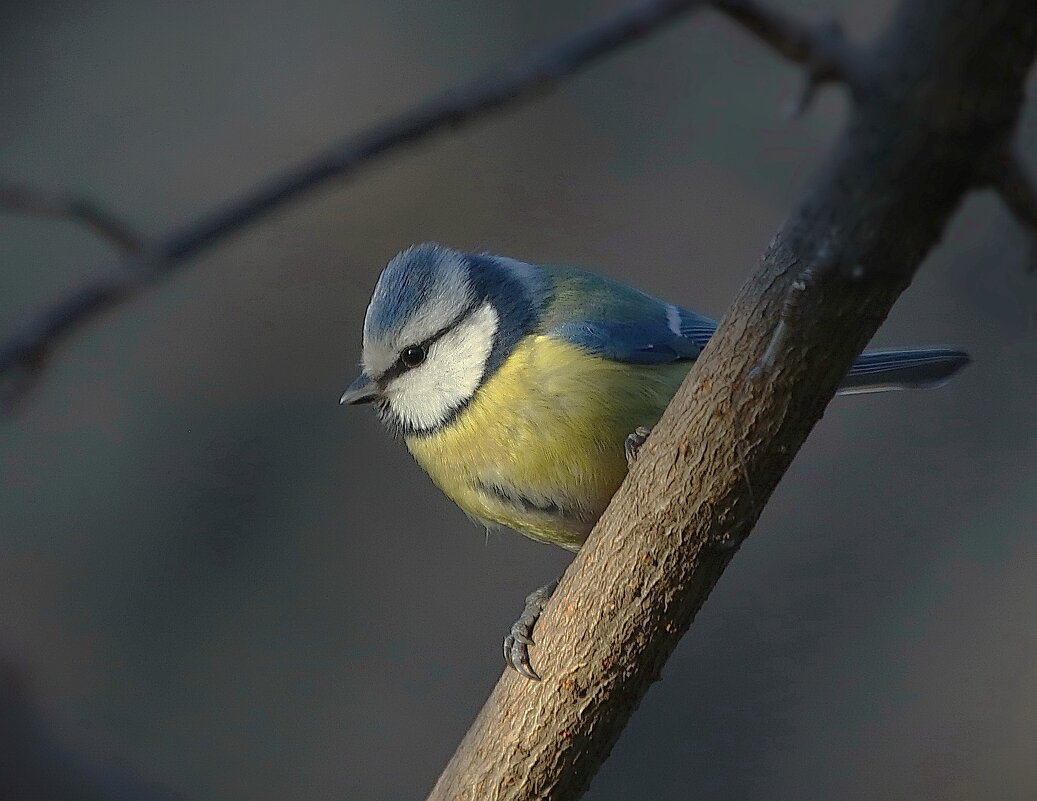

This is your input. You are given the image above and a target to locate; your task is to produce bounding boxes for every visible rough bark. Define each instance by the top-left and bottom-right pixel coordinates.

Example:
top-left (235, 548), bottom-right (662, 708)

top-left (427, 1), bottom-right (1037, 799)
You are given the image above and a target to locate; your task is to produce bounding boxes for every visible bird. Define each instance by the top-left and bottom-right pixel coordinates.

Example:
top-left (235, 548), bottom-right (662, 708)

top-left (341, 242), bottom-right (970, 678)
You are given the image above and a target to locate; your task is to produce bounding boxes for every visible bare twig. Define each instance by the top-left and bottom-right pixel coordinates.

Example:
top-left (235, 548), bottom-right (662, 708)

top-left (709, 0), bottom-right (862, 115)
top-left (0, 0), bottom-right (707, 401)
top-left (0, 181), bottom-right (149, 259)
top-left (0, 182), bottom-right (157, 407)
top-left (160, 0), bottom-right (708, 261)
top-left (984, 149), bottom-right (1037, 272)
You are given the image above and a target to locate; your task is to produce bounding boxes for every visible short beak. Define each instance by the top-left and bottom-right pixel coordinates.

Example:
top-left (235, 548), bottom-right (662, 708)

top-left (339, 374), bottom-right (379, 405)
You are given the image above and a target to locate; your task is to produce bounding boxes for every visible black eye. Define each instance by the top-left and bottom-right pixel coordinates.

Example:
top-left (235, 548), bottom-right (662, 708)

top-left (401, 345), bottom-right (427, 368)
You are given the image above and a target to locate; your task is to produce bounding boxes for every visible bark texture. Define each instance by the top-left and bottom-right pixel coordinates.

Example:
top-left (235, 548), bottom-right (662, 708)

top-left (427, 1), bottom-right (1037, 799)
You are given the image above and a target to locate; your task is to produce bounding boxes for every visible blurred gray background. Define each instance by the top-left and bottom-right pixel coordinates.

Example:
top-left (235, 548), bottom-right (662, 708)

top-left (1, 0), bottom-right (1035, 799)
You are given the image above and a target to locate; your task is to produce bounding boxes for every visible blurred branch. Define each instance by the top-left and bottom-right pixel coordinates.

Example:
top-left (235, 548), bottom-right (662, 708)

top-left (0, 652), bottom-right (187, 801)
top-left (0, 0), bottom-right (708, 406)
top-left (0, 270), bottom-right (141, 411)
top-left (426, 0), bottom-right (1036, 799)
top-left (0, 181), bottom-right (150, 259)
top-left (709, 0), bottom-right (863, 115)
top-left (984, 149), bottom-right (1037, 272)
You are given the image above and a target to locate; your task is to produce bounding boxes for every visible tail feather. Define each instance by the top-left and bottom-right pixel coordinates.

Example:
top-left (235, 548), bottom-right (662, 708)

top-left (838, 347), bottom-right (971, 395)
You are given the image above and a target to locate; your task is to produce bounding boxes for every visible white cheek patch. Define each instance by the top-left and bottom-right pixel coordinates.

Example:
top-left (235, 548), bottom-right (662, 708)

top-left (384, 302), bottom-right (498, 431)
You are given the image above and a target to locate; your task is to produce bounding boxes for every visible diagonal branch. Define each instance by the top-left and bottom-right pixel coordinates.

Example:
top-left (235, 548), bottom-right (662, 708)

top-left (0, 0), bottom-right (708, 400)
top-left (0, 181), bottom-right (149, 259)
top-left (425, 0), bottom-right (1037, 798)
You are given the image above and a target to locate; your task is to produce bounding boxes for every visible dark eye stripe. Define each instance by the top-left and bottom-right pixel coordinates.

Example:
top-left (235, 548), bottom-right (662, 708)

top-left (378, 300), bottom-right (480, 383)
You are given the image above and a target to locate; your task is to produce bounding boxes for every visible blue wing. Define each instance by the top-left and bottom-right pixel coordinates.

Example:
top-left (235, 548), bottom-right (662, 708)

top-left (522, 261), bottom-right (968, 389)
top-left (538, 264), bottom-right (716, 365)
top-left (551, 312), bottom-right (715, 364)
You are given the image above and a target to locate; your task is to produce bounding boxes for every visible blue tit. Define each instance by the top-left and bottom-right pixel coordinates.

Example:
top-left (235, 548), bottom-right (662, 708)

top-left (341, 242), bottom-right (969, 676)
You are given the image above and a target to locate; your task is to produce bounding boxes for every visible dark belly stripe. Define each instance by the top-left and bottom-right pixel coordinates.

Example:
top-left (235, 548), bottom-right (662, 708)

top-left (475, 480), bottom-right (581, 521)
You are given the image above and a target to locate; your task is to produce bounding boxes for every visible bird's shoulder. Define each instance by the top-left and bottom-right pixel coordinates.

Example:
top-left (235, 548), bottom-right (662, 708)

top-left (532, 263), bottom-right (716, 365)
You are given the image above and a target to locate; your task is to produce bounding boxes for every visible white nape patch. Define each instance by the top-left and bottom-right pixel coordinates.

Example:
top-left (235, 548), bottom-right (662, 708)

top-left (384, 302), bottom-right (498, 432)
top-left (665, 303), bottom-right (682, 336)
top-left (490, 254), bottom-right (550, 295)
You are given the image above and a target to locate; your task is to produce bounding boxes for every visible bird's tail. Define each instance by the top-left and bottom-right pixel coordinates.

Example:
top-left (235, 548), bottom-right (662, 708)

top-left (838, 347), bottom-right (971, 395)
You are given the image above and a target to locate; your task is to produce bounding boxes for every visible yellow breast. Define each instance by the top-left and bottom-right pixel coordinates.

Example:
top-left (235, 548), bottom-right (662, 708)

top-left (405, 335), bottom-right (691, 550)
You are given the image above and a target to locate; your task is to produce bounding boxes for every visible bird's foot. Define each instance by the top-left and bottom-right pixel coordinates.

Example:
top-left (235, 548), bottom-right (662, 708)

top-left (503, 579), bottom-right (559, 681)
top-left (624, 426), bottom-right (653, 465)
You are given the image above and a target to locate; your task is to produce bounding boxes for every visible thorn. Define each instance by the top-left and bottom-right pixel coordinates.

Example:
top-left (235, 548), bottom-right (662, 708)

top-left (984, 150), bottom-right (1037, 273)
top-left (787, 75), bottom-right (820, 119)
top-left (788, 20), bottom-right (845, 117)
top-left (711, 2), bottom-right (854, 118)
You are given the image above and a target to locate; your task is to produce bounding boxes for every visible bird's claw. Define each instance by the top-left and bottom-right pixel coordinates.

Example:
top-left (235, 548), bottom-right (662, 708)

top-left (503, 579), bottom-right (558, 681)
top-left (625, 426), bottom-right (652, 465)
top-left (504, 631), bottom-right (540, 680)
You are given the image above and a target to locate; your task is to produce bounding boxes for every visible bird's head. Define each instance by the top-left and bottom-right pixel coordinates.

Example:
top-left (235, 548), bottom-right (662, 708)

top-left (341, 243), bottom-right (548, 436)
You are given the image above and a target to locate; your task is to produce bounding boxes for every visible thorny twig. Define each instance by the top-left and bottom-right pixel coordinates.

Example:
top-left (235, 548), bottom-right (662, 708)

top-left (709, 0), bottom-right (862, 115)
